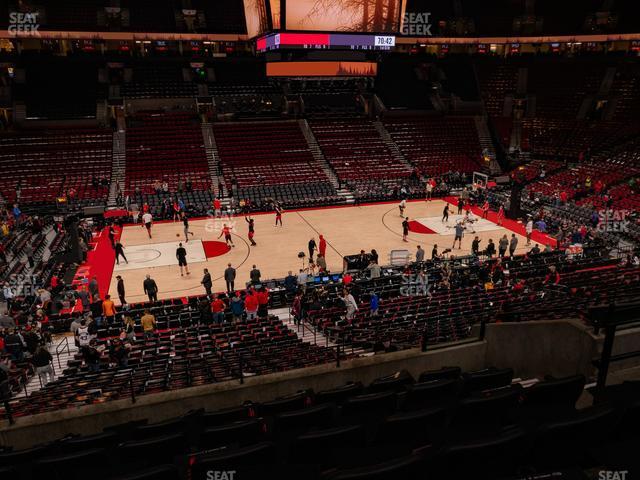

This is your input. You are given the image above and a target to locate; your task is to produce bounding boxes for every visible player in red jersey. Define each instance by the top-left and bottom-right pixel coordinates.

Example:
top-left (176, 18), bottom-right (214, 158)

top-left (218, 224), bottom-right (235, 247)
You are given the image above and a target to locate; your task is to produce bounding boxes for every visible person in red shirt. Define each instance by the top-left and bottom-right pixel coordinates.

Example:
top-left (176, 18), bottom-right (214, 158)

top-left (211, 295), bottom-right (226, 323)
top-left (256, 287), bottom-right (269, 317)
top-left (594, 180), bottom-right (603, 196)
top-left (497, 205), bottom-right (505, 226)
top-left (319, 234), bottom-right (327, 258)
top-left (244, 289), bottom-right (259, 320)
top-left (218, 224), bottom-right (235, 247)
top-left (342, 273), bottom-right (353, 285)
top-left (213, 197), bottom-right (222, 218)
top-left (275, 206), bottom-right (283, 227)
top-left (560, 191), bottom-right (568, 204)
top-left (481, 201), bottom-right (490, 219)
top-left (172, 201), bottom-right (181, 222)
top-left (143, 203), bottom-right (149, 213)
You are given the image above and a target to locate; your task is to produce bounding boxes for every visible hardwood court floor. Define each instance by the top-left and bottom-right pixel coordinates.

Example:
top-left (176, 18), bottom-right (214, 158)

top-left (108, 200), bottom-right (539, 304)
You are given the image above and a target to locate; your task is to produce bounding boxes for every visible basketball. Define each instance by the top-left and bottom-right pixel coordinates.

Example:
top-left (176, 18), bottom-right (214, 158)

top-left (176, 233), bottom-right (180, 237)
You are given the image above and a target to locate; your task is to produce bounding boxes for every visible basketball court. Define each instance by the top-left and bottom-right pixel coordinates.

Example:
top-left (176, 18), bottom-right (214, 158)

top-left (106, 199), bottom-right (552, 304)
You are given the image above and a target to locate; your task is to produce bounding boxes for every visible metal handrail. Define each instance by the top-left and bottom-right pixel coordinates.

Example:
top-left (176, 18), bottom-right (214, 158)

top-left (55, 336), bottom-right (71, 370)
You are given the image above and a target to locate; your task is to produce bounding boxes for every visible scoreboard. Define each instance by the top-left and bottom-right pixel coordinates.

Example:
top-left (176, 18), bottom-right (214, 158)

top-left (257, 32), bottom-right (396, 52)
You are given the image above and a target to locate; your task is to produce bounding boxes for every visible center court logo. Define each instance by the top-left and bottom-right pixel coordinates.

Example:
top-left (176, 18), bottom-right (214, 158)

top-left (8, 12), bottom-right (40, 36)
top-left (402, 12), bottom-right (433, 36)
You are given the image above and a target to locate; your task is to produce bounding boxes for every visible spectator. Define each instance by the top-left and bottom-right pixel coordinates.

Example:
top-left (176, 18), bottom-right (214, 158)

top-left (102, 295), bottom-right (116, 325)
top-left (211, 295), bottom-right (226, 324)
top-left (244, 289), bottom-right (259, 320)
top-left (88, 276), bottom-right (99, 301)
top-left (82, 339), bottom-right (102, 373)
top-left (257, 287), bottom-right (269, 317)
top-left (109, 339), bottom-right (129, 368)
top-left (32, 345), bottom-right (54, 385)
top-left (4, 329), bottom-right (26, 361)
top-left (342, 289), bottom-right (358, 320)
top-left (367, 260), bottom-right (381, 279)
top-left (370, 292), bottom-right (379, 316)
top-left (230, 292), bottom-right (245, 323)
top-left (140, 309), bottom-right (156, 339)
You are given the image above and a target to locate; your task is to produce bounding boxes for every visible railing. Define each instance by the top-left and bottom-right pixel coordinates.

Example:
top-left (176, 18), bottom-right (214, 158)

top-left (55, 336), bottom-right (71, 370)
top-left (589, 301), bottom-right (640, 404)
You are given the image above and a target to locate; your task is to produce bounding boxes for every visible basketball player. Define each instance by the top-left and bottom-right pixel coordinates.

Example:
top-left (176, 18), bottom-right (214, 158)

top-left (114, 241), bottom-right (128, 265)
top-left (142, 211), bottom-right (153, 239)
top-left (182, 212), bottom-right (194, 242)
top-left (463, 210), bottom-right (477, 234)
top-left (275, 205), bottom-right (283, 227)
top-left (218, 223), bottom-right (235, 247)
top-left (442, 204), bottom-right (450, 223)
top-left (176, 243), bottom-right (189, 276)
top-left (452, 221), bottom-right (465, 250)
top-left (399, 199), bottom-right (406, 217)
top-left (402, 217), bottom-right (410, 242)
top-left (245, 216), bottom-right (256, 246)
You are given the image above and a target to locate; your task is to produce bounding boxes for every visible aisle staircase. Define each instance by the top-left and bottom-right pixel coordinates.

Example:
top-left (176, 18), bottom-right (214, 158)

top-left (107, 131), bottom-right (126, 207)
